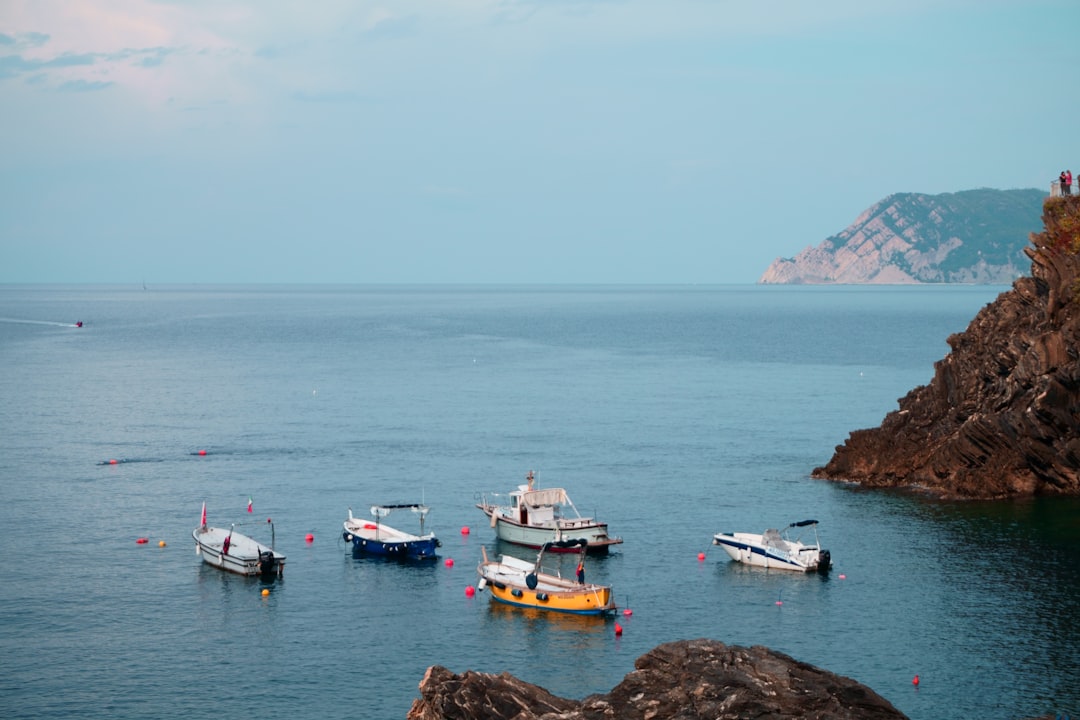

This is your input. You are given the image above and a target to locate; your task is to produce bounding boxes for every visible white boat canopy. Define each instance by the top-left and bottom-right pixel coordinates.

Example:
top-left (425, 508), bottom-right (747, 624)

top-left (522, 488), bottom-right (569, 507)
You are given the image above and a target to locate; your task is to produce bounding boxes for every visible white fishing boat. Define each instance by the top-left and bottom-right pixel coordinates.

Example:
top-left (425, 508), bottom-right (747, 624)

top-left (712, 520), bottom-right (831, 573)
top-left (476, 471), bottom-right (622, 553)
top-left (192, 503), bottom-right (285, 577)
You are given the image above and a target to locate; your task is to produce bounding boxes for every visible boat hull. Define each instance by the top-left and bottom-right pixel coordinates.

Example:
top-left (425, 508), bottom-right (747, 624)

top-left (712, 532), bottom-right (827, 573)
top-left (193, 526), bottom-right (285, 577)
top-left (485, 581), bottom-right (615, 615)
top-left (477, 504), bottom-right (620, 553)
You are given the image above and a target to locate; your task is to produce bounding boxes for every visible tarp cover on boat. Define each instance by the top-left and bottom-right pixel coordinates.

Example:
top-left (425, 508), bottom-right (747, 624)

top-left (522, 489), bottom-right (569, 507)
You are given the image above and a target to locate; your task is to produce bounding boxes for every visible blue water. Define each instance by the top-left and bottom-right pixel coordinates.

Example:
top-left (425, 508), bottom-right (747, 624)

top-left (1, 284), bottom-right (1077, 720)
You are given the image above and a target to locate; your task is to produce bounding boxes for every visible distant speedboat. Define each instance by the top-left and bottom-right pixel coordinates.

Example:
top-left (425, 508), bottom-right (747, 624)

top-left (342, 504), bottom-right (441, 560)
top-left (713, 520), bottom-right (831, 573)
top-left (193, 504), bottom-right (285, 577)
top-left (476, 470), bottom-right (622, 553)
top-left (477, 538), bottom-right (617, 616)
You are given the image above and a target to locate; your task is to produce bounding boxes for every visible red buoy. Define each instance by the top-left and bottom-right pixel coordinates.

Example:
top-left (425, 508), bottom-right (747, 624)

top-left (305, 533), bottom-right (314, 543)
top-left (444, 558), bottom-right (454, 567)
top-left (912, 675), bottom-right (920, 686)
top-left (109, 459), bottom-right (118, 465)
top-left (465, 586), bottom-right (475, 597)
top-left (697, 552), bottom-right (705, 561)
top-left (623, 608), bottom-right (633, 616)
top-left (461, 526), bottom-right (470, 535)
top-left (614, 623), bottom-right (623, 636)
top-left (198, 449), bottom-right (207, 456)
top-left (136, 537), bottom-right (148, 544)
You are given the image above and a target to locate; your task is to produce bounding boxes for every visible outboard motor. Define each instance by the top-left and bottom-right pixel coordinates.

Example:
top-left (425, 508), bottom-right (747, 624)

top-left (259, 550), bottom-right (277, 575)
top-left (816, 549), bottom-right (831, 573)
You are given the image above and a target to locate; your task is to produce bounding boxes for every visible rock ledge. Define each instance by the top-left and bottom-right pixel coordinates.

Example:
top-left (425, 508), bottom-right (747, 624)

top-left (407, 638), bottom-right (907, 720)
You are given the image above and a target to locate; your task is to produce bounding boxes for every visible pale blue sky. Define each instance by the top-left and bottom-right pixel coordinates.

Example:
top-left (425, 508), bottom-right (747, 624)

top-left (2, 1), bottom-right (1077, 284)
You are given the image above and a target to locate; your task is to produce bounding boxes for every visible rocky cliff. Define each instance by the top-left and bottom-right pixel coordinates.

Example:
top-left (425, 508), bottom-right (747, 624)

top-left (406, 638), bottom-right (907, 720)
top-left (760, 188), bottom-right (1044, 284)
top-left (813, 196), bottom-right (1080, 498)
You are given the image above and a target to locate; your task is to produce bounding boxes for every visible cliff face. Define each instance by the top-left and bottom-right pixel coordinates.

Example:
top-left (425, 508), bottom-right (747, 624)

top-left (760, 188), bottom-right (1045, 284)
top-left (813, 196), bottom-right (1080, 499)
top-left (407, 639), bottom-right (907, 720)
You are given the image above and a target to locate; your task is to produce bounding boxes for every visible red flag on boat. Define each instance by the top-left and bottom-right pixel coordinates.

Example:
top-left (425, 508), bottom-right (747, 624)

top-left (247, 496), bottom-right (253, 513)
top-left (200, 501), bottom-right (207, 527)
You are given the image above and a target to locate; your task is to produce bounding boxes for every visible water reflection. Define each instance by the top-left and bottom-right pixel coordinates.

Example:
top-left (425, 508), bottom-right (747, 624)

top-left (839, 490), bottom-right (1080, 717)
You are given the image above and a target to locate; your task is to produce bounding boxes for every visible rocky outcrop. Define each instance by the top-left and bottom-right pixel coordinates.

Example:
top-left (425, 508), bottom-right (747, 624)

top-left (760, 188), bottom-right (1044, 284)
top-left (407, 638), bottom-right (908, 720)
top-left (813, 196), bottom-right (1080, 498)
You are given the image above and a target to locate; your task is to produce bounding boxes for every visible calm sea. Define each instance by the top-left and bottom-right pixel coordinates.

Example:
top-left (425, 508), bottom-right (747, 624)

top-left (1, 284), bottom-right (1077, 720)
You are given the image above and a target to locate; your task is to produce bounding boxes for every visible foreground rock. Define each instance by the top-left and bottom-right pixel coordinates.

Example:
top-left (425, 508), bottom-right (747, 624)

top-left (407, 638), bottom-right (907, 719)
top-left (813, 196), bottom-right (1080, 498)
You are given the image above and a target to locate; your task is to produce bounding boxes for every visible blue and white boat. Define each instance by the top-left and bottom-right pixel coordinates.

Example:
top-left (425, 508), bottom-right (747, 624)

top-left (713, 520), bottom-right (831, 573)
top-left (342, 504), bottom-right (441, 560)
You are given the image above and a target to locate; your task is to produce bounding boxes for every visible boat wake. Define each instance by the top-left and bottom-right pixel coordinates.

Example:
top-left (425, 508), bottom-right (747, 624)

top-left (0, 317), bottom-right (83, 328)
top-left (96, 457), bottom-right (166, 466)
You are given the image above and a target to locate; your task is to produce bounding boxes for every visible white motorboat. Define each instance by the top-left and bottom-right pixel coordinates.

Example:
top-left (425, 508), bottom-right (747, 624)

top-left (712, 520), bottom-right (830, 573)
top-left (193, 503), bottom-right (285, 577)
top-left (476, 471), bottom-right (622, 553)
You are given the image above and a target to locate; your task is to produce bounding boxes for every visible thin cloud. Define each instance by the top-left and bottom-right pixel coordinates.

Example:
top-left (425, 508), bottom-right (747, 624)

top-left (58, 77), bottom-right (112, 92)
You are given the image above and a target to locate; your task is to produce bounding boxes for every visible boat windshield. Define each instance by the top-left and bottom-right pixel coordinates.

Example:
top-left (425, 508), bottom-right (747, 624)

top-left (762, 528), bottom-right (789, 550)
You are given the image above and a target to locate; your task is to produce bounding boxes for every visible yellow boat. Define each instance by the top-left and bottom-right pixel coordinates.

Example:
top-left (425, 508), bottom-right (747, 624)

top-left (477, 539), bottom-right (616, 616)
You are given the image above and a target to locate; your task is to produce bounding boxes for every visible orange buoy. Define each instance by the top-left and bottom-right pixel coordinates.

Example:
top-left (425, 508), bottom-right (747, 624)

top-left (136, 537), bottom-right (148, 544)
top-left (465, 586), bottom-right (475, 597)
top-left (158, 540), bottom-right (166, 547)
top-left (261, 589), bottom-right (270, 597)
top-left (614, 623), bottom-right (623, 636)
top-left (444, 558), bottom-right (454, 567)
top-left (461, 526), bottom-right (470, 535)
top-left (305, 533), bottom-right (314, 543)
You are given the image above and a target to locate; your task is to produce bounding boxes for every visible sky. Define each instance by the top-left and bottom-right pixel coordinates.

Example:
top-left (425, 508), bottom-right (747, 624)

top-left (2, 0), bottom-right (1078, 285)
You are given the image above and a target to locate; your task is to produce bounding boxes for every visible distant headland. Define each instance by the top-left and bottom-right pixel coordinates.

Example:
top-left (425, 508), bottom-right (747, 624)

top-left (760, 188), bottom-right (1045, 284)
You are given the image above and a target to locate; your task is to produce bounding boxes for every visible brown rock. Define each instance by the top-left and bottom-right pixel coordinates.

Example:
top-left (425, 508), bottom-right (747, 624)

top-left (813, 196), bottom-right (1080, 498)
top-left (407, 639), bottom-right (907, 720)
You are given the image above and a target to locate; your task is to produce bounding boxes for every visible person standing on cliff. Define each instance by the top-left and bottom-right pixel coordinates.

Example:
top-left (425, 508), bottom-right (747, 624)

top-left (1067, 170), bottom-right (1074, 196)
top-left (1061, 171), bottom-right (1069, 195)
